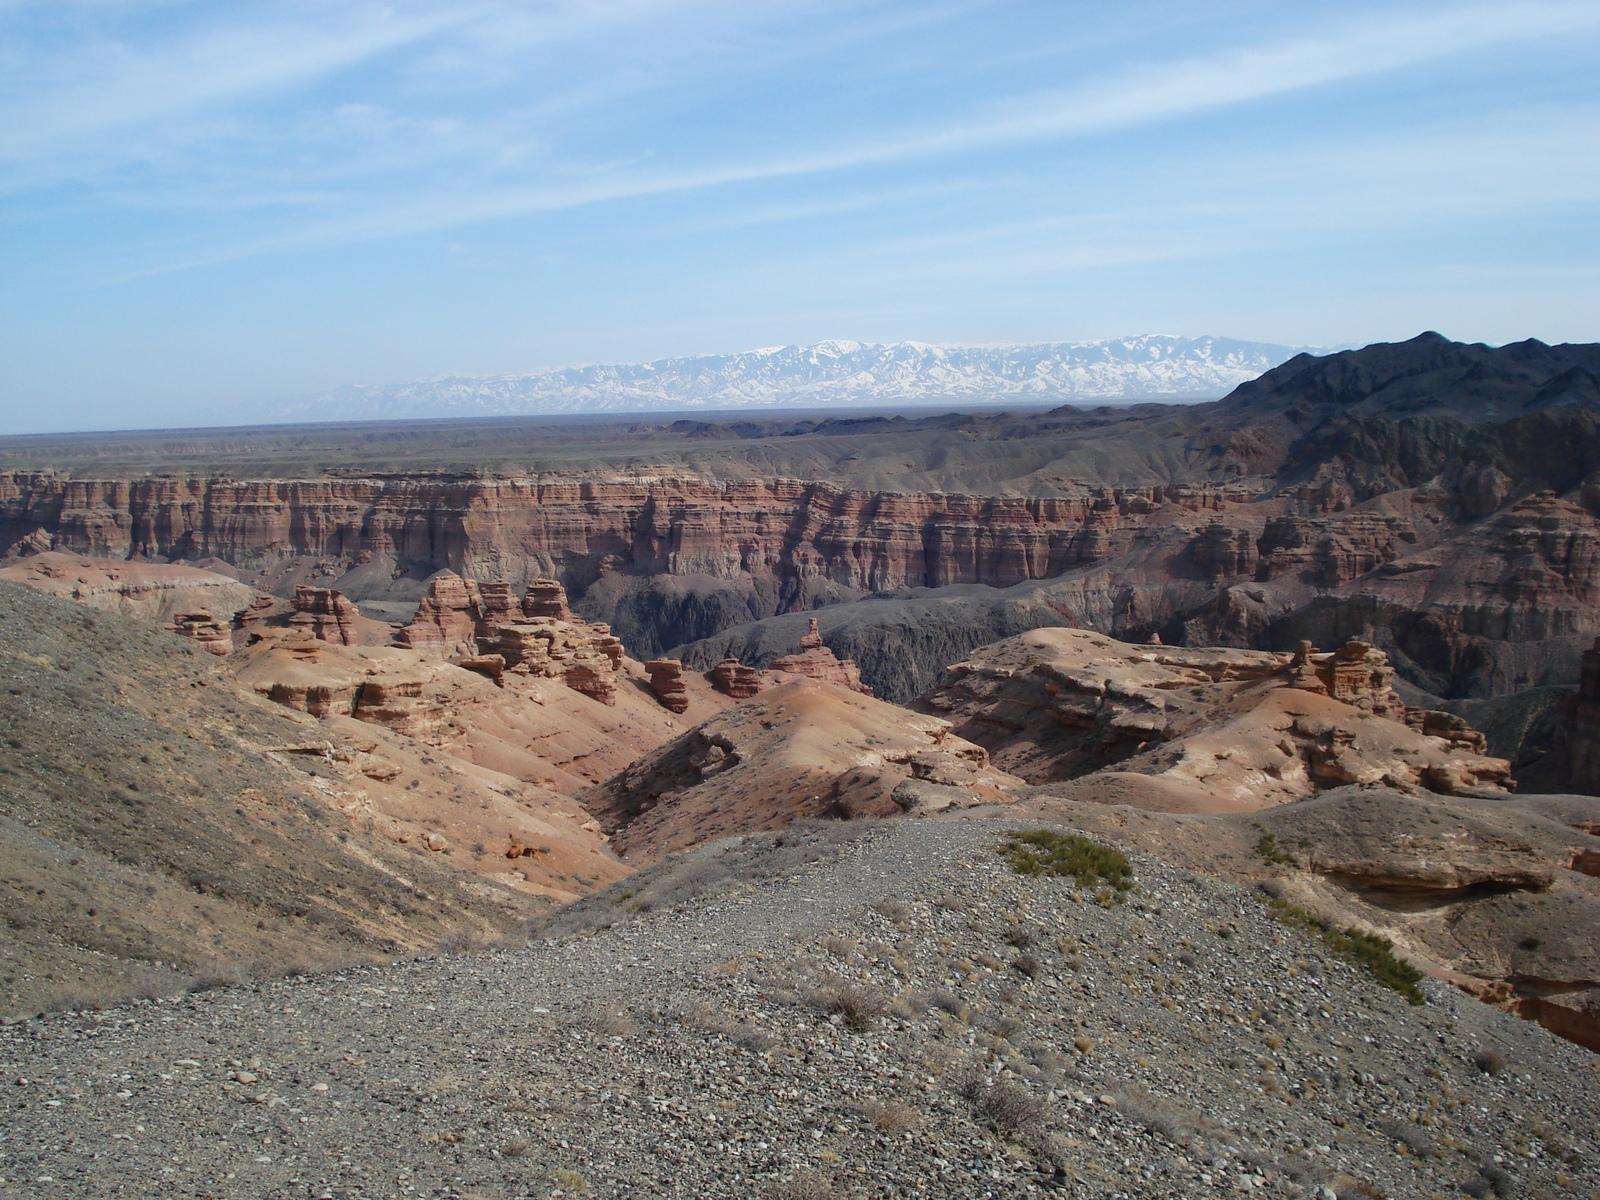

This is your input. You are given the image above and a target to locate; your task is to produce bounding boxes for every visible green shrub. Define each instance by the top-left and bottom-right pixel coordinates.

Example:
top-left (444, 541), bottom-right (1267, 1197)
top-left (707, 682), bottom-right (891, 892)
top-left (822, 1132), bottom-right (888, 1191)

top-left (1264, 897), bottom-right (1424, 1005)
top-left (1000, 830), bottom-right (1132, 893)
top-left (1252, 831), bottom-right (1295, 866)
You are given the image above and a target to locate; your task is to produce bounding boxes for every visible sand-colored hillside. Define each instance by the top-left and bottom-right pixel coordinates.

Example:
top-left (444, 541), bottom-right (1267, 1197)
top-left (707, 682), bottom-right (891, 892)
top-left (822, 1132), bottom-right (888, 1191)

top-left (916, 626), bottom-right (1511, 811)
top-left (581, 678), bottom-right (1027, 862)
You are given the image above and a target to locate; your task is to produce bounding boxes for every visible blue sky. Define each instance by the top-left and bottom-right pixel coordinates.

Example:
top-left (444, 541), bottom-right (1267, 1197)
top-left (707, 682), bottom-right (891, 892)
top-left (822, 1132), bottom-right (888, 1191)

top-left (1, 0), bottom-right (1597, 432)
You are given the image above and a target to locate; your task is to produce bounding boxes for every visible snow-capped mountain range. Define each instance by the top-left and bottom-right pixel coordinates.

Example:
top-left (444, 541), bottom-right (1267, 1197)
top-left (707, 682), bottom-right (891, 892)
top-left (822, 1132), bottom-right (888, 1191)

top-left (270, 336), bottom-right (1327, 421)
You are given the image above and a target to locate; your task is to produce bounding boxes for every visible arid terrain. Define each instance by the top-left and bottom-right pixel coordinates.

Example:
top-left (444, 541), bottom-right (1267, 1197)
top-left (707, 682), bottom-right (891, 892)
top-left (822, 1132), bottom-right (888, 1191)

top-left (2, 334), bottom-right (1600, 1197)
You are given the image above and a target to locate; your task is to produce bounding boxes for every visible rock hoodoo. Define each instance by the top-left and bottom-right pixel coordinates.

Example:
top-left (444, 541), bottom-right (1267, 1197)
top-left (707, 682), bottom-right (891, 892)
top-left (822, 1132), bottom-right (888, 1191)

top-left (767, 617), bottom-right (873, 694)
top-left (645, 659), bottom-right (690, 713)
top-left (232, 594), bottom-right (276, 639)
top-left (522, 578), bottom-right (573, 621)
top-left (711, 658), bottom-right (765, 698)
top-left (704, 619), bottom-right (874, 700)
top-left (287, 585), bottom-right (362, 645)
top-left (396, 571), bottom-right (482, 658)
top-left (164, 611), bottom-right (232, 656)
top-left (1286, 639), bottom-right (1407, 720)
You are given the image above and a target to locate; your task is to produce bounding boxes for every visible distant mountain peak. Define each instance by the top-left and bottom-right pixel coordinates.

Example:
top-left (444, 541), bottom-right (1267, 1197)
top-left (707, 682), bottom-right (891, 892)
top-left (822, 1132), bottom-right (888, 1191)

top-left (267, 335), bottom-right (1330, 423)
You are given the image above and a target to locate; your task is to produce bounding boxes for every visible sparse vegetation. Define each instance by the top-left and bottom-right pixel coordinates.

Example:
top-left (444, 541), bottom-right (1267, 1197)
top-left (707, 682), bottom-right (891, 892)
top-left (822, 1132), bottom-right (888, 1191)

top-left (870, 898), bottom-right (912, 924)
top-left (550, 1167), bottom-right (589, 1192)
top-left (1473, 1049), bottom-right (1509, 1076)
top-left (766, 1174), bottom-right (834, 1200)
top-left (999, 829), bottom-right (1132, 893)
top-left (1263, 897), bottom-right (1425, 1005)
top-left (433, 927), bottom-right (490, 956)
top-left (1252, 828), bottom-right (1296, 866)
top-left (861, 1099), bottom-right (923, 1134)
top-left (811, 984), bottom-right (891, 1031)
top-left (958, 1075), bottom-right (1048, 1139)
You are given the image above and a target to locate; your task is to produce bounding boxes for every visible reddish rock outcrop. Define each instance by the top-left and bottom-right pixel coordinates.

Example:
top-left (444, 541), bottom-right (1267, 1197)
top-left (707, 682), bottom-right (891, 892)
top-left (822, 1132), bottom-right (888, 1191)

top-left (233, 594), bottom-right (277, 639)
top-left (396, 571), bottom-right (482, 658)
top-left (645, 660), bottom-right (689, 713)
top-left (767, 617), bottom-right (873, 695)
top-left (288, 585), bottom-right (362, 645)
top-left (711, 658), bottom-right (765, 698)
top-left (915, 627), bottom-right (1511, 810)
top-left (579, 678), bottom-right (1026, 863)
top-left (164, 611), bottom-right (232, 656)
top-left (475, 581), bottom-right (521, 632)
top-left (523, 578), bottom-right (573, 621)
top-left (1285, 639), bottom-right (1407, 720)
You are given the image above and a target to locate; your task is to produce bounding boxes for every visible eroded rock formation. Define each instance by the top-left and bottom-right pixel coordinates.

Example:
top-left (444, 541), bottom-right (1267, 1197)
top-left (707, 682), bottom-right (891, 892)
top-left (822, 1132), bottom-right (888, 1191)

top-left (766, 617), bottom-right (872, 694)
top-left (396, 571), bottom-right (482, 658)
top-left (164, 611), bottom-right (232, 656)
top-left (711, 658), bottom-right (765, 698)
top-left (288, 585), bottom-right (362, 645)
top-left (579, 678), bottom-right (1025, 863)
top-left (704, 618), bottom-right (872, 700)
top-left (644, 660), bottom-right (689, 713)
top-left (915, 628), bottom-right (1511, 811)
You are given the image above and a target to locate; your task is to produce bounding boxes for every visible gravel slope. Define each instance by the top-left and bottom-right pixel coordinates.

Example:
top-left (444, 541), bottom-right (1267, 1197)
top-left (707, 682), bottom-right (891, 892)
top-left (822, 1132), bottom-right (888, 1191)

top-left (2, 819), bottom-right (1595, 1200)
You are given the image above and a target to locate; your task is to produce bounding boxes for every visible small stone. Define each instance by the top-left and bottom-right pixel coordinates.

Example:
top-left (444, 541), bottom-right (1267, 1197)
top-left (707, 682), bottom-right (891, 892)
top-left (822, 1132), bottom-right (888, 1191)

top-left (310, 1083), bottom-right (329, 1092)
top-left (233, 1071), bottom-right (258, 1084)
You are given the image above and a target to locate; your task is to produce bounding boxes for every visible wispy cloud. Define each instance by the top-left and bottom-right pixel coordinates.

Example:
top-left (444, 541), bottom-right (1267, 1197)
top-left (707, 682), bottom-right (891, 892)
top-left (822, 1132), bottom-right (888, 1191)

top-left (774, 104), bottom-right (1600, 283)
top-left (0, 6), bottom-right (467, 163)
top-left (90, 0), bottom-right (1600, 278)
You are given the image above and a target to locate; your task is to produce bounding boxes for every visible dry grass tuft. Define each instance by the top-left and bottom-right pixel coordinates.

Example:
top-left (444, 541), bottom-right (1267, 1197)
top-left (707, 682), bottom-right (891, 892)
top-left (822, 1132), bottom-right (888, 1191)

top-left (810, 984), bottom-right (891, 1031)
top-left (959, 1075), bottom-right (1048, 1139)
top-left (861, 1099), bottom-right (923, 1134)
top-left (1472, 1049), bottom-right (1509, 1076)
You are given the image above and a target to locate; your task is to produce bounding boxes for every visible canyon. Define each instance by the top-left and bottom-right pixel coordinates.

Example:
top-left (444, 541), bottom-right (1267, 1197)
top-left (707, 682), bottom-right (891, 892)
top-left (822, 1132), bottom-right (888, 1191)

top-left (4, 335), bottom-right (1599, 731)
top-left (4, 332), bottom-right (1600, 1072)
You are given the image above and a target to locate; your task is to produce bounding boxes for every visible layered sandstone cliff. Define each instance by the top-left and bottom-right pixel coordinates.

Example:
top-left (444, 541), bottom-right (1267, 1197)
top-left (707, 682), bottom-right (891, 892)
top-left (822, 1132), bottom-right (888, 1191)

top-left (1558, 636), bottom-right (1600, 795)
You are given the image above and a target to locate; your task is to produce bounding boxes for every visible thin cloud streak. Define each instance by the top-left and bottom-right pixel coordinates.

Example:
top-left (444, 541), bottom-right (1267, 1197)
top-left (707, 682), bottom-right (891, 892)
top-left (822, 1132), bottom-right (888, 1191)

top-left (0, 9), bottom-right (470, 162)
top-left (103, 0), bottom-right (1600, 280)
top-left (783, 107), bottom-right (1600, 286)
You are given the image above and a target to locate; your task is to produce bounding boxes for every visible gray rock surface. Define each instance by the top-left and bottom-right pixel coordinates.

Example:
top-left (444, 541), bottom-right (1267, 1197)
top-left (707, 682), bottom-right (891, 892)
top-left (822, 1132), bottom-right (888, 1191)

top-left (2, 820), bottom-right (1593, 1199)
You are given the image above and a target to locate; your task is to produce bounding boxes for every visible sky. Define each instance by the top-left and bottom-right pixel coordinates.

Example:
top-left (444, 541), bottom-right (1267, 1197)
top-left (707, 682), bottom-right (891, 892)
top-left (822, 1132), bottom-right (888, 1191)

top-left (0, 0), bottom-right (1597, 433)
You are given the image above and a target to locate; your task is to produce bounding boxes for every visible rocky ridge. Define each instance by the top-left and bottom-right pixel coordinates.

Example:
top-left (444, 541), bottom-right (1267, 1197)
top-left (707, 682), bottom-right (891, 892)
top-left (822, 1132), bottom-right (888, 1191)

top-left (0, 819), bottom-right (1594, 1200)
top-left (580, 679), bottom-right (1024, 863)
top-left (0, 581), bottom-right (573, 1017)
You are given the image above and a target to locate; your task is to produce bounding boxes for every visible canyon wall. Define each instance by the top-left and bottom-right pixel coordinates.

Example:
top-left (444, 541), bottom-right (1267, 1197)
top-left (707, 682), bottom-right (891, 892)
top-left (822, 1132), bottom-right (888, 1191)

top-left (0, 473), bottom-right (1256, 652)
top-left (9, 469), bottom-right (1600, 707)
